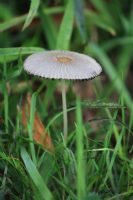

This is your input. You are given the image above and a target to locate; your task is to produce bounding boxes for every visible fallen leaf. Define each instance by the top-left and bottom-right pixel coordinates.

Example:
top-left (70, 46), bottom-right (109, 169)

top-left (21, 94), bottom-right (54, 152)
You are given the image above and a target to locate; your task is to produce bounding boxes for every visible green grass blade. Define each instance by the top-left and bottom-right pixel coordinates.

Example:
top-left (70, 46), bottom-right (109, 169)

top-left (103, 129), bottom-right (124, 187)
top-left (85, 43), bottom-right (133, 110)
top-left (21, 147), bottom-right (53, 200)
top-left (0, 47), bottom-right (44, 63)
top-left (0, 4), bottom-right (13, 20)
top-left (46, 101), bottom-right (123, 131)
top-left (0, 7), bottom-right (64, 32)
top-left (80, 101), bottom-right (123, 109)
top-left (117, 46), bottom-right (133, 80)
top-left (27, 92), bottom-right (37, 165)
top-left (52, 176), bottom-right (77, 199)
top-left (22, 0), bottom-right (40, 30)
top-left (102, 37), bottom-right (133, 51)
top-left (85, 10), bottom-right (116, 35)
top-left (74, 0), bottom-right (86, 41)
top-left (39, 9), bottom-right (57, 49)
top-left (90, 0), bottom-right (109, 16)
top-left (2, 63), bottom-right (8, 133)
top-left (56, 0), bottom-right (74, 50)
top-left (76, 97), bottom-right (86, 199)
top-left (44, 6), bottom-right (64, 15)
top-left (106, 109), bottom-right (123, 158)
top-left (90, 0), bottom-right (114, 26)
top-left (0, 14), bottom-right (26, 32)
top-left (83, 192), bottom-right (101, 200)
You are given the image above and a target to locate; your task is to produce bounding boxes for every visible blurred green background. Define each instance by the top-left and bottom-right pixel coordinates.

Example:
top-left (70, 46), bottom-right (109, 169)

top-left (0, 0), bottom-right (133, 200)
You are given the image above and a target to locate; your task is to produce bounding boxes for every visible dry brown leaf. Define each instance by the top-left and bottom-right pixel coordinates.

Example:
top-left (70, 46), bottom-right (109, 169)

top-left (22, 94), bottom-right (54, 152)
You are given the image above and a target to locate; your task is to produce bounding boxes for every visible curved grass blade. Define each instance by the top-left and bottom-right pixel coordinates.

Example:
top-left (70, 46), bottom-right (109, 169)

top-left (0, 152), bottom-right (29, 185)
top-left (0, 7), bottom-right (64, 32)
top-left (0, 14), bottom-right (26, 32)
top-left (22, 0), bottom-right (40, 30)
top-left (0, 47), bottom-right (44, 63)
top-left (85, 10), bottom-right (116, 35)
top-left (102, 37), bottom-right (133, 51)
top-left (90, 0), bottom-right (115, 28)
top-left (21, 147), bottom-right (53, 200)
top-left (85, 43), bottom-right (133, 110)
top-left (46, 102), bottom-right (124, 130)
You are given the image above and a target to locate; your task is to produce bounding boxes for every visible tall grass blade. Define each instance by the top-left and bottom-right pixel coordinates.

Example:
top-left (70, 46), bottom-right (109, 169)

top-left (56, 0), bottom-right (74, 50)
top-left (39, 9), bottom-right (57, 49)
top-left (22, 0), bottom-right (40, 30)
top-left (21, 147), bottom-right (53, 200)
top-left (76, 97), bottom-right (86, 199)
top-left (27, 92), bottom-right (37, 164)
top-left (74, 0), bottom-right (86, 41)
top-left (103, 129), bottom-right (124, 186)
top-left (2, 63), bottom-right (8, 133)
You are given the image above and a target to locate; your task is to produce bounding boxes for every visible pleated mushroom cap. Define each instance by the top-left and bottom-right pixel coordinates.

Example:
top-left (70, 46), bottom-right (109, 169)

top-left (24, 50), bottom-right (102, 80)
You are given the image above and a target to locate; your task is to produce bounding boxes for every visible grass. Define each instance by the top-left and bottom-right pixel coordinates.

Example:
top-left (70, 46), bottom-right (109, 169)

top-left (0, 0), bottom-right (133, 199)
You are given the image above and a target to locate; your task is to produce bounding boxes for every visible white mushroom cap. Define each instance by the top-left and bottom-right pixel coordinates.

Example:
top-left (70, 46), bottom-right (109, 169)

top-left (24, 50), bottom-right (102, 80)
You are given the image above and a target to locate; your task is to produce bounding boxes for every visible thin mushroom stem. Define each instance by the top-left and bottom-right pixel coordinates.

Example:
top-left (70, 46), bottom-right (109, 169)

top-left (61, 80), bottom-right (68, 139)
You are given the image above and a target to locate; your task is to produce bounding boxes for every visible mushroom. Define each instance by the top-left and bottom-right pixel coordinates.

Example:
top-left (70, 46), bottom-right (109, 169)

top-left (24, 50), bottom-right (102, 139)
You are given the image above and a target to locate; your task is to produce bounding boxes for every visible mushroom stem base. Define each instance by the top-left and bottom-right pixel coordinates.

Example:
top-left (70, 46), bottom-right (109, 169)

top-left (61, 80), bottom-right (68, 139)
